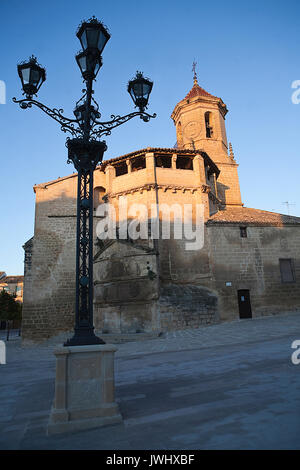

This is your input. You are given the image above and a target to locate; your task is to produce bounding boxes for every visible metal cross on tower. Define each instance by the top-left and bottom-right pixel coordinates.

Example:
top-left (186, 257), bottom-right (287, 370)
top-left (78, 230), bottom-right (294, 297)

top-left (192, 60), bottom-right (198, 84)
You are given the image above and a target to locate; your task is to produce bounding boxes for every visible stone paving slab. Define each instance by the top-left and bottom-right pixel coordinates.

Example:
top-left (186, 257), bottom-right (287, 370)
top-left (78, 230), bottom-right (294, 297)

top-left (0, 312), bottom-right (299, 449)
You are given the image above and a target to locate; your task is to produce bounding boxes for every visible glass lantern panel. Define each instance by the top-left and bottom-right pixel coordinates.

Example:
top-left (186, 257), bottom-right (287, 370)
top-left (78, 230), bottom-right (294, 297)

top-left (133, 83), bottom-right (143, 98)
top-left (86, 54), bottom-right (94, 73)
top-left (37, 75), bottom-right (43, 88)
top-left (97, 31), bottom-right (107, 52)
top-left (21, 68), bottom-right (31, 84)
top-left (94, 58), bottom-right (101, 76)
top-left (79, 55), bottom-right (87, 73)
top-left (30, 69), bottom-right (41, 86)
top-left (80, 31), bottom-right (88, 50)
top-left (142, 82), bottom-right (151, 98)
top-left (86, 28), bottom-right (99, 48)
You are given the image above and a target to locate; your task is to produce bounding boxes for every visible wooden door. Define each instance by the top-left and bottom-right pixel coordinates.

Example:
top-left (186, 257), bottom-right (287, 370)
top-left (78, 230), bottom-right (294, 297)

top-left (238, 289), bottom-right (252, 319)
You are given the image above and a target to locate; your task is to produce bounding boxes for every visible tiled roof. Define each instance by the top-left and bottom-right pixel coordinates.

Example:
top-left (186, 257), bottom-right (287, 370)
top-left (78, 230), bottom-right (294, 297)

top-left (171, 80), bottom-right (227, 118)
top-left (100, 147), bottom-right (219, 174)
top-left (184, 83), bottom-right (217, 100)
top-left (207, 207), bottom-right (300, 226)
top-left (0, 275), bottom-right (24, 284)
top-left (0, 272), bottom-right (6, 280)
top-left (35, 147), bottom-right (220, 188)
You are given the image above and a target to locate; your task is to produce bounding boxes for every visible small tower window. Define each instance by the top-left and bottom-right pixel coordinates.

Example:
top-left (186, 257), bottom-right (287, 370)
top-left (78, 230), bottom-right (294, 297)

top-left (205, 112), bottom-right (213, 138)
top-left (176, 156), bottom-right (193, 170)
top-left (131, 155), bottom-right (146, 171)
top-left (115, 161), bottom-right (128, 177)
top-left (240, 226), bottom-right (247, 238)
top-left (155, 155), bottom-right (172, 168)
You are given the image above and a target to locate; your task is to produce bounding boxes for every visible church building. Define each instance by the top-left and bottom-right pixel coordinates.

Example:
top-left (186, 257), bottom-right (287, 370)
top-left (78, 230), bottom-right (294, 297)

top-left (22, 72), bottom-right (300, 342)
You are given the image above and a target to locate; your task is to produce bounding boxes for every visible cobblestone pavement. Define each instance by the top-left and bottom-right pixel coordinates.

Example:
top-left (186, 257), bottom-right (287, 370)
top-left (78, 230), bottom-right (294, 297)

top-left (115, 311), bottom-right (300, 357)
top-left (0, 312), bottom-right (299, 450)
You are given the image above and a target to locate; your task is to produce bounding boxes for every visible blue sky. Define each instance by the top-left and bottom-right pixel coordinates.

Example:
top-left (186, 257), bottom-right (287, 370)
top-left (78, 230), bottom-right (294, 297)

top-left (1, 0), bottom-right (300, 274)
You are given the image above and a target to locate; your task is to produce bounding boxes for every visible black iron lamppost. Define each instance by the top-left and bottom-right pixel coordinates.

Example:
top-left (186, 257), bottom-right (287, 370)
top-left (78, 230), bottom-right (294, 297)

top-left (14, 17), bottom-right (156, 347)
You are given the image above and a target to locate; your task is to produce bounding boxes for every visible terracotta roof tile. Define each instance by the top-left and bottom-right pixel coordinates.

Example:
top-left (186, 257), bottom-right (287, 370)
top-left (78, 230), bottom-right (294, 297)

top-left (99, 147), bottom-right (217, 171)
top-left (207, 207), bottom-right (300, 226)
top-left (35, 148), bottom-right (220, 188)
top-left (184, 83), bottom-right (217, 100)
top-left (1, 275), bottom-right (24, 283)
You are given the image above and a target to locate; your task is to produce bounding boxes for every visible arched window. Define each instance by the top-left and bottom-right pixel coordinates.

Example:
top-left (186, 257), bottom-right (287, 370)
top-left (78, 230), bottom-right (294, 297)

top-left (205, 112), bottom-right (213, 138)
top-left (94, 186), bottom-right (106, 210)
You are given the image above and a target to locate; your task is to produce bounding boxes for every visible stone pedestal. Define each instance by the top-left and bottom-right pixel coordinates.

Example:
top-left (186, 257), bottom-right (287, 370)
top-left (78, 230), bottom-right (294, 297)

top-left (47, 344), bottom-right (122, 435)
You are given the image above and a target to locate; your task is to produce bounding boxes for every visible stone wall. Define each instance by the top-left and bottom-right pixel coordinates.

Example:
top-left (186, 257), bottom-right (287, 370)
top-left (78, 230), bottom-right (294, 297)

top-left (21, 147), bottom-right (300, 343)
top-left (207, 224), bottom-right (300, 320)
top-left (22, 149), bottom-right (217, 342)
top-left (93, 238), bottom-right (159, 333)
top-left (21, 178), bottom-right (78, 342)
top-left (159, 283), bottom-right (219, 330)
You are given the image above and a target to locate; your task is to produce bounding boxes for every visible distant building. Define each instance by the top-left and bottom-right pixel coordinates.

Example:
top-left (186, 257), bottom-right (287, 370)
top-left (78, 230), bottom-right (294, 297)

top-left (21, 75), bottom-right (300, 342)
top-left (0, 274), bottom-right (24, 303)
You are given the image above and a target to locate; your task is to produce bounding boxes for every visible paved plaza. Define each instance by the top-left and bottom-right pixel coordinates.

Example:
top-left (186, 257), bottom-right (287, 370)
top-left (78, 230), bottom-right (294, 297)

top-left (0, 312), bottom-right (300, 449)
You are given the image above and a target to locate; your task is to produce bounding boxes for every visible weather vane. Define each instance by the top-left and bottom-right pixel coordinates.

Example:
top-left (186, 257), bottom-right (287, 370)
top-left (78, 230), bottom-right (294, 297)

top-left (192, 60), bottom-right (198, 84)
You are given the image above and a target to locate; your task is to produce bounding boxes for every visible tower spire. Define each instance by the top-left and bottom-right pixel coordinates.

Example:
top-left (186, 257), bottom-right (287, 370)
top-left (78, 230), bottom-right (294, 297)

top-left (192, 60), bottom-right (198, 85)
top-left (229, 142), bottom-right (235, 161)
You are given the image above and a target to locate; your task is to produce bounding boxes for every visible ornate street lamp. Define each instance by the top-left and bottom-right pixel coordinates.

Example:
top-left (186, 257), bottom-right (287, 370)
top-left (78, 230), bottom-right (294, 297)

top-left (17, 55), bottom-right (46, 98)
top-left (13, 17), bottom-right (156, 346)
top-left (73, 104), bottom-right (100, 130)
top-left (76, 17), bottom-right (110, 54)
top-left (128, 71), bottom-right (153, 113)
top-left (75, 49), bottom-right (102, 80)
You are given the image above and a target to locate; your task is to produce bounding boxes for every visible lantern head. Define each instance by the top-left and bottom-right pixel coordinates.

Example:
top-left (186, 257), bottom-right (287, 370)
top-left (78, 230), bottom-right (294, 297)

top-left (17, 56), bottom-right (46, 97)
top-left (128, 71), bottom-right (153, 112)
top-left (76, 49), bottom-right (102, 80)
top-left (74, 104), bottom-right (100, 130)
top-left (76, 17), bottom-right (110, 55)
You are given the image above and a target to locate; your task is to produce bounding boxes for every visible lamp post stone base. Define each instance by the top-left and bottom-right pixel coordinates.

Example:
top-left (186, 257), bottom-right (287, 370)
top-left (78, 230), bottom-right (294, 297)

top-left (47, 344), bottom-right (122, 435)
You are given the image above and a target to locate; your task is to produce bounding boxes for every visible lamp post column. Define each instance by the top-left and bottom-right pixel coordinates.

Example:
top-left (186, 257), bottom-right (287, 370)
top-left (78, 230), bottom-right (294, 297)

top-left (65, 76), bottom-right (106, 346)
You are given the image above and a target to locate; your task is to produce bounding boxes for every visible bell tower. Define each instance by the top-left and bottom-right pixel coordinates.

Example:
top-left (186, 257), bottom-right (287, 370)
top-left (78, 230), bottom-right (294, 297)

top-left (171, 65), bottom-right (243, 208)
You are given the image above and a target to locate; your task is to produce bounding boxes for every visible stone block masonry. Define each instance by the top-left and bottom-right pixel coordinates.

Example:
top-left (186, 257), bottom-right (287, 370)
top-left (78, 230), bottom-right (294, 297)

top-left (47, 344), bottom-right (122, 434)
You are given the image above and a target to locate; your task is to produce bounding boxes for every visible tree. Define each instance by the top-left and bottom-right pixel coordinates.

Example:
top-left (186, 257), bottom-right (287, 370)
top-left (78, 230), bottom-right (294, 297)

top-left (0, 290), bottom-right (22, 321)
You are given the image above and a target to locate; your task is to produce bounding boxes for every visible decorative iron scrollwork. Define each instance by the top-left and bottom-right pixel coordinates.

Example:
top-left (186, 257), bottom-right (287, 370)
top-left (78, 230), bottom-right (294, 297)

top-left (12, 97), bottom-right (82, 137)
top-left (90, 111), bottom-right (157, 138)
top-left (13, 97), bottom-right (156, 140)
